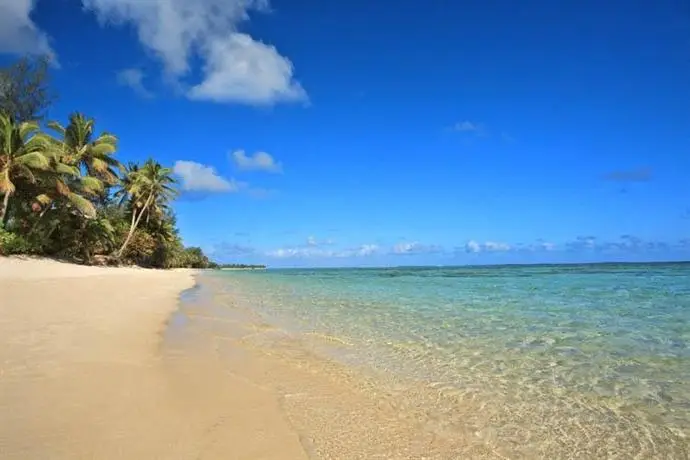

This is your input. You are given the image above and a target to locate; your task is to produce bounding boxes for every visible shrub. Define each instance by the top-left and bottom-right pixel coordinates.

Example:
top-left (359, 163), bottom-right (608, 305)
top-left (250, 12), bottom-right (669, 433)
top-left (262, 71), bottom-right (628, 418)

top-left (0, 226), bottom-right (32, 255)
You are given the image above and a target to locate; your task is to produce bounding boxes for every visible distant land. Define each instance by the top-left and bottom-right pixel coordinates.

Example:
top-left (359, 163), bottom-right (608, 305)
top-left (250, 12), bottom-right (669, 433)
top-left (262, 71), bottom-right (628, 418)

top-left (217, 264), bottom-right (267, 270)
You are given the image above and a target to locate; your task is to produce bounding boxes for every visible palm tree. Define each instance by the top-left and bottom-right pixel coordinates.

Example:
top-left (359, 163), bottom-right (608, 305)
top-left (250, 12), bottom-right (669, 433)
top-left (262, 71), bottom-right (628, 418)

top-left (116, 159), bottom-right (177, 258)
top-left (46, 112), bottom-right (121, 185)
top-left (33, 113), bottom-right (122, 223)
top-left (0, 114), bottom-right (51, 224)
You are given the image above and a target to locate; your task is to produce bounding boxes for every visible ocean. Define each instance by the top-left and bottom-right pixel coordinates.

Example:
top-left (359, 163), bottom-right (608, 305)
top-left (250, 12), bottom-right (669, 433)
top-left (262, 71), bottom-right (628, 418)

top-left (173, 263), bottom-right (690, 458)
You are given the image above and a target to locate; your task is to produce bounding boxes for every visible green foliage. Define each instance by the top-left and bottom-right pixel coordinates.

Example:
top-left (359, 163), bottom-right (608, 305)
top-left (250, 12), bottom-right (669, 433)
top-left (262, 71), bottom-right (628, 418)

top-left (0, 55), bottom-right (217, 270)
top-left (0, 55), bottom-right (56, 123)
top-left (0, 226), bottom-right (32, 255)
top-left (180, 247), bottom-right (211, 269)
top-left (216, 263), bottom-right (267, 269)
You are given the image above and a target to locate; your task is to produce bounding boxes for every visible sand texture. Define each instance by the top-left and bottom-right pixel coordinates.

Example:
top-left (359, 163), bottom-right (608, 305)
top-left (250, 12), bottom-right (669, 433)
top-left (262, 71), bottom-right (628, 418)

top-left (0, 257), bottom-right (308, 460)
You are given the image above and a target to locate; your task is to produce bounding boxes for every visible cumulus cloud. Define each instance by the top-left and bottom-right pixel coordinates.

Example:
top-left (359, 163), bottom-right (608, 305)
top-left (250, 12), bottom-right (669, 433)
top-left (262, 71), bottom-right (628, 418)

top-left (82, 0), bottom-right (306, 105)
top-left (463, 240), bottom-right (512, 253)
top-left (0, 0), bottom-right (57, 61)
top-left (116, 68), bottom-right (153, 98)
top-left (231, 150), bottom-right (282, 173)
top-left (603, 168), bottom-right (652, 182)
top-left (392, 242), bottom-right (443, 255)
top-left (187, 34), bottom-right (306, 104)
top-left (173, 160), bottom-right (241, 192)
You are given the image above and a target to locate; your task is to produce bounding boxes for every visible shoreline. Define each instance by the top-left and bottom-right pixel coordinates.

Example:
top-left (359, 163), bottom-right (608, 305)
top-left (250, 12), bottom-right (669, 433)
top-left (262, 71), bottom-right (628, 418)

top-left (0, 257), bottom-right (308, 459)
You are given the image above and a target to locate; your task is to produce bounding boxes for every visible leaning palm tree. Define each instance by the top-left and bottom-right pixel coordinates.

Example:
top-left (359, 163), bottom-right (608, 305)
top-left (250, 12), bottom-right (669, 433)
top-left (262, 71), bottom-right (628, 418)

top-left (34, 112), bottom-right (122, 222)
top-left (0, 114), bottom-right (51, 224)
top-left (115, 159), bottom-right (177, 258)
top-left (46, 112), bottom-right (121, 185)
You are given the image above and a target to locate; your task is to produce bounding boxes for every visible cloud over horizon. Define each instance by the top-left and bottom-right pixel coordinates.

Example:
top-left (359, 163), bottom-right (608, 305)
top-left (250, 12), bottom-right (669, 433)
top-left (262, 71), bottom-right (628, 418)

top-left (391, 242), bottom-right (443, 255)
top-left (464, 240), bottom-right (513, 253)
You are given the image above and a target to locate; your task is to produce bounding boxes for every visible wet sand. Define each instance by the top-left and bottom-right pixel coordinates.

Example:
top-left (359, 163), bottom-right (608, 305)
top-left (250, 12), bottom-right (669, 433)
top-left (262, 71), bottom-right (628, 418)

top-left (0, 257), bottom-right (308, 459)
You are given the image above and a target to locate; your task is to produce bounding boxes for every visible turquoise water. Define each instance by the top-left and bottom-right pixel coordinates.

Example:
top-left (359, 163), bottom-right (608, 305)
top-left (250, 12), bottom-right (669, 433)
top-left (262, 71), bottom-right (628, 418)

top-left (207, 263), bottom-right (690, 456)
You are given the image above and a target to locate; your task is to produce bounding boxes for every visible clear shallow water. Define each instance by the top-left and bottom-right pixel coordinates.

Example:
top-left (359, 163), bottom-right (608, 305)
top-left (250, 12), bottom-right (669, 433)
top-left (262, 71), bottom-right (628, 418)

top-left (207, 263), bottom-right (690, 457)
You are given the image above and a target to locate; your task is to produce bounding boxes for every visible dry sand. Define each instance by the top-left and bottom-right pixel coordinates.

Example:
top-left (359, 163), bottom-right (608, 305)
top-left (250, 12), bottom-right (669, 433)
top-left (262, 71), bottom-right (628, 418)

top-left (0, 257), bottom-right (309, 459)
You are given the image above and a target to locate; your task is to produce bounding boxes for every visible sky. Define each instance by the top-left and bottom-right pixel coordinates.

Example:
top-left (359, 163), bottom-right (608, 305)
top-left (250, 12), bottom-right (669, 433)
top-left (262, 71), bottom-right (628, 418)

top-left (0, 0), bottom-right (689, 267)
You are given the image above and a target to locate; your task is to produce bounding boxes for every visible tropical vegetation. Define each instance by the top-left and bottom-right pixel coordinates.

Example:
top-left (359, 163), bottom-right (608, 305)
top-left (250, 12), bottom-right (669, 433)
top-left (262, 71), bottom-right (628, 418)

top-left (0, 56), bottom-right (216, 268)
top-left (217, 263), bottom-right (266, 269)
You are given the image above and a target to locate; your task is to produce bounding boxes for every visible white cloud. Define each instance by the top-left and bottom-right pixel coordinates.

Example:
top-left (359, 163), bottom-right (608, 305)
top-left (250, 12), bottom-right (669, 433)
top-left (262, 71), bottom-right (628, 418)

top-left (187, 33), bottom-right (306, 104)
top-left (116, 68), bottom-right (153, 98)
top-left (465, 240), bottom-right (481, 253)
top-left (483, 241), bottom-right (512, 252)
top-left (453, 121), bottom-right (485, 135)
top-left (232, 149), bottom-right (282, 173)
top-left (173, 160), bottom-right (241, 192)
top-left (392, 242), bottom-right (443, 255)
top-left (351, 244), bottom-right (379, 257)
top-left (535, 241), bottom-right (556, 251)
top-left (265, 247), bottom-right (330, 258)
top-left (0, 0), bottom-right (57, 61)
top-left (266, 243), bottom-right (379, 259)
top-left (82, 0), bottom-right (306, 105)
top-left (464, 240), bottom-right (512, 253)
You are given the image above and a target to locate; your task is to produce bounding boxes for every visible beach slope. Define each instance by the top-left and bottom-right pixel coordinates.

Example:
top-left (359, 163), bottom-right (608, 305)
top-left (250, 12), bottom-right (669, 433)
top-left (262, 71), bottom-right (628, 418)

top-left (0, 257), bottom-right (307, 459)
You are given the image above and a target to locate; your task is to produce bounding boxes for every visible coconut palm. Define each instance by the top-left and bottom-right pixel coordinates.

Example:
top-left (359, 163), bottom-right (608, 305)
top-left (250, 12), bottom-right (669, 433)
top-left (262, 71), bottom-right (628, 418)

top-left (46, 112), bottom-right (121, 185)
top-left (116, 159), bottom-right (177, 258)
top-left (0, 114), bottom-right (51, 224)
top-left (33, 112), bottom-right (122, 222)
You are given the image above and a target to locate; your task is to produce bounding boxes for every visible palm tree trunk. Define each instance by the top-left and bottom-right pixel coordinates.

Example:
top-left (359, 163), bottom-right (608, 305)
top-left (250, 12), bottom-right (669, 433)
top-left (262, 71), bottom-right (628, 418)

top-left (0, 192), bottom-right (10, 226)
top-left (116, 193), bottom-right (154, 258)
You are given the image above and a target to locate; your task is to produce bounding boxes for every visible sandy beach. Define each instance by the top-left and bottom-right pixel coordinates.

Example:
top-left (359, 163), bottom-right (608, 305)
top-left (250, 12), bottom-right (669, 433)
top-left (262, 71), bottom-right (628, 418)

top-left (0, 257), bottom-right (308, 459)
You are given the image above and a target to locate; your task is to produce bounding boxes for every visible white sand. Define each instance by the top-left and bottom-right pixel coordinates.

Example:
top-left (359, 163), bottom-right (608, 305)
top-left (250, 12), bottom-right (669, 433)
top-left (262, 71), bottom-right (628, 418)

top-left (0, 257), bottom-right (308, 459)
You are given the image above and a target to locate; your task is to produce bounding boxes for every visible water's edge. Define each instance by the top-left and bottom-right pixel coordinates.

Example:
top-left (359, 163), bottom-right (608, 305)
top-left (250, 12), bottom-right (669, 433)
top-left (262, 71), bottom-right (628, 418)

top-left (161, 267), bottom-right (690, 459)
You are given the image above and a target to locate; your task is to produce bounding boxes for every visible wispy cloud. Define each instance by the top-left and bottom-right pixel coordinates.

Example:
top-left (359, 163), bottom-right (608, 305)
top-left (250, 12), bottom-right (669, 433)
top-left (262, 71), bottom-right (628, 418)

top-left (116, 68), bottom-right (153, 98)
top-left (231, 150), bottom-right (283, 173)
top-left (306, 236), bottom-right (334, 247)
top-left (82, 0), bottom-right (306, 106)
top-left (213, 243), bottom-right (257, 258)
top-left (463, 240), bottom-right (512, 253)
top-left (565, 235), bottom-right (676, 253)
top-left (452, 121), bottom-right (486, 135)
top-left (391, 242), bottom-right (443, 255)
top-left (266, 241), bottom-right (380, 259)
top-left (0, 0), bottom-right (58, 63)
top-left (603, 167), bottom-right (652, 183)
top-left (173, 160), bottom-right (242, 193)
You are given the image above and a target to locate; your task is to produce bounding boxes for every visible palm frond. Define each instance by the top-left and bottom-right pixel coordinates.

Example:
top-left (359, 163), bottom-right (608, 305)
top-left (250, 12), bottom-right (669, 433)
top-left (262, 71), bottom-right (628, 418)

top-left (79, 176), bottom-right (104, 194)
top-left (55, 162), bottom-right (80, 177)
top-left (15, 151), bottom-right (50, 170)
top-left (67, 192), bottom-right (96, 219)
top-left (35, 193), bottom-right (52, 205)
top-left (0, 177), bottom-right (16, 194)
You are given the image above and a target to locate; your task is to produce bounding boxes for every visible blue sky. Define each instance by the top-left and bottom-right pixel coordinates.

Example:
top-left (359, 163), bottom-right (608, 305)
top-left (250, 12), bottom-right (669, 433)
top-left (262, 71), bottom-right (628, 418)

top-left (1, 0), bottom-right (689, 267)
